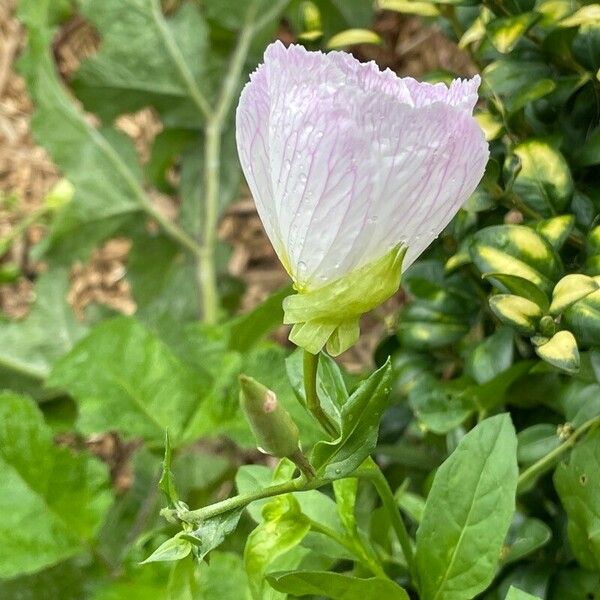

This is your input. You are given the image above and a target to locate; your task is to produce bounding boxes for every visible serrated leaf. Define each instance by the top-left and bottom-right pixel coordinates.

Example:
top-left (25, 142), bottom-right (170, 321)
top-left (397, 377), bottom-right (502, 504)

top-left (311, 360), bottom-right (393, 478)
top-left (415, 414), bottom-right (518, 600)
top-left (73, 0), bottom-right (210, 125)
top-left (0, 270), bottom-right (87, 383)
top-left (0, 393), bottom-right (112, 578)
top-left (16, 11), bottom-right (145, 260)
top-left (267, 571), bottom-right (409, 599)
top-left (535, 331), bottom-right (580, 373)
top-left (550, 274), bottom-right (600, 314)
top-left (555, 429), bottom-right (600, 570)
top-left (141, 535), bottom-right (192, 564)
top-left (470, 225), bottom-right (563, 295)
top-left (48, 317), bottom-right (206, 446)
top-left (510, 140), bottom-right (574, 217)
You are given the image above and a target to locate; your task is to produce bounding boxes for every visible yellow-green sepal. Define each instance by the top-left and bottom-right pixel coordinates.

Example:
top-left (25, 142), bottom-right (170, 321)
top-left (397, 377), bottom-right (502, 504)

top-left (283, 245), bottom-right (406, 356)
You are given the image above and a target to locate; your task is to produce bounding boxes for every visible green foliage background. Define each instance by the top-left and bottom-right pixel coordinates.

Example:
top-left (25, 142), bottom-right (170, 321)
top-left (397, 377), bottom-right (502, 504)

top-left (1, 0), bottom-right (600, 598)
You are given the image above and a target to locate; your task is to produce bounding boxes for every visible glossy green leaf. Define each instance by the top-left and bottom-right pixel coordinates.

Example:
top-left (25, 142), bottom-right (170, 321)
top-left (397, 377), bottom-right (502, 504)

top-left (466, 327), bottom-right (514, 384)
top-left (398, 303), bottom-right (470, 349)
top-left (483, 273), bottom-right (550, 311)
top-left (563, 289), bottom-right (600, 345)
top-left (48, 317), bottom-right (205, 446)
top-left (311, 360), bottom-right (393, 478)
top-left (487, 13), bottom-right (539, 53)
top-left (327, 28), bottom-right (381, 48)
top-left (535, 330), bottom-right (580, 373)
top-left (377, 0), bottom-right (440, 16)
top-left (141, 535), bottom-right (192, 564)
top-left (510, 140), bottom-right (573, 216)
top-left (471, 225), bottom-right (563, 295)
top-left (572, 24), bottom-right (600, 71)
top-left (555, 429), bottom-right (600, 570)
top-left (489, 294), bottom-right (543, 335)
top-left (536, 215), bottom-right (575, 250)
top-left (267, 571), bottom-right (409, 599)
top-left (560, 5), bottom-right (600, 27)
top-left (415, 414), bottom-right (518, 600)
top-left (0, 393), bottom-right (112, 578)
top-left (550, 274), bottom-right (599, 314)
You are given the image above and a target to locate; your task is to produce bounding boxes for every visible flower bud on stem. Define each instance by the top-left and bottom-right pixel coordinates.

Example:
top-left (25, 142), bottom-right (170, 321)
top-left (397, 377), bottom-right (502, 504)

top-left (239, 375), bottom-right (314, 479)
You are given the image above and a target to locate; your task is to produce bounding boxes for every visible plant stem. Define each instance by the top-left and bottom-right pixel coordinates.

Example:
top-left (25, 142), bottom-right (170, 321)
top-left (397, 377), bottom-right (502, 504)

top-left (359, 458), bottom-right (416, 578)
top-left (303, 350), bottom-right (339, 437)
top-left (517, 415), bottom-right (600, 492)
top-left (308, 518), bottom-right (386, 578)
top-left (172, 475), bottom-right (329, 524)
top-left (199, 2), bottom-right (258, 323)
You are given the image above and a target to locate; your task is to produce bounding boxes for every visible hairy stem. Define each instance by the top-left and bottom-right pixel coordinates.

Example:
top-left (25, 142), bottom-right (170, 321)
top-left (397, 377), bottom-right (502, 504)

top-left (199, 2), bottom-right (258, 323)
top-left (303, 350), bottom-right (339, 437)
top-left (517, 415), bottom-right (600, 492)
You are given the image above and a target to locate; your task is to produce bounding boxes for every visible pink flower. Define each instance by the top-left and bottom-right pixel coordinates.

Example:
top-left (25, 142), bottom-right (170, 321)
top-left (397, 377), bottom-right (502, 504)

top-left (235, 41), bottom-right (488, 354)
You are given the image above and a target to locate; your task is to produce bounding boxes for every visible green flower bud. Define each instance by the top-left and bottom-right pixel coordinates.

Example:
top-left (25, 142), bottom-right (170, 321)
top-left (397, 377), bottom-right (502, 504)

top-left (239, 375), bottom-right (300, 458)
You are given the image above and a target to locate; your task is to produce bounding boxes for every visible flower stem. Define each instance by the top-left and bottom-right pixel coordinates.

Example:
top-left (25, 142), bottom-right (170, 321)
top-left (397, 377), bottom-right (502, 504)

top-left (517, 415), bottom-right (600, 493)
top-left (359, 458), bottom-right (416, 578)
top-left (199, 2), bottom-right (258, 324)
top-left (303, 350), bottom-right (339, 437)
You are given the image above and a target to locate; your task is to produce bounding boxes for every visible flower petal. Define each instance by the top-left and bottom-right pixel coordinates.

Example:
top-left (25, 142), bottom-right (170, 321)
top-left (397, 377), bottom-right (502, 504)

top-left (236, 42), bottom-right (488, 290)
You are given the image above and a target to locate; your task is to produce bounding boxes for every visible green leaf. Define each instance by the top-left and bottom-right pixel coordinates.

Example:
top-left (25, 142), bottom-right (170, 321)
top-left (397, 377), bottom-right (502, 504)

top-left (327, 28), bottom-right (382, 48)
top-left (16, 12), bottom-right (145, 260)
top-left (517, 424), bottom-right (561, 464)
top-left (311, 360), bottom-right (393, 478)
top-left (510, 140), bottom-right (574, 216)
top-left (506, 587), bottom-right (542, 599)
top-left (503, 515), bottom-right (552, 565)
top-left (535, 330), bottom-right (580, 374)
top-left (48, 317), bottom-right (205, 446)
top-left (227, 286), bottom-right (291, 352)
top-left (489, 294), bottom-right (543, 335)
top-left (536, 215), bottom-right (575, 250)
top-left (550, 274), bottom-right (600, 314)
top-left (377, 0), bottom-right (440, 16)
top-left (267, 571), bottom-right (409, 599)
top-left (554, 429), bottom-right (600, 570)
top-left (187, 509), bottom-right (243, 561)
top-left (465, 327), bottom-right (514, 384)
top-left (470, 225), bottom-right (563, 295)
top-left (333, 478), bottom-right (358, 533)
top-left (196, 552), bottom-right (250, 600)
top-left (244, 495), bottom-right (311, 600)
top-left (563, 289), bottom-right (600, 345)
top-left (575, 125), bottom-right (600, 166)
top-left (572, 24), bottom-right (600, 72)
top-left (483, 273), bottom-right (549, 312)
top-left (0, 270), bottom-right (87, 382)
top-left (415, 414), bottom-right (518, 600)
top-left (141, 535), bottom-right (192, 564)
top-left (72, 0), bottom-right (210, 125)
top-left (560, 5), bottom-right (600, 27)
top-left (551, 568), bottom-right (600, 599)
top-left (0, 393), bottom-right (112, 578)
top-left (409, 375), bottom-right (474, 434)
top-left (487, 13), bottom-right (539, 53)
top-left (159, 431), bottom-right (178, 507)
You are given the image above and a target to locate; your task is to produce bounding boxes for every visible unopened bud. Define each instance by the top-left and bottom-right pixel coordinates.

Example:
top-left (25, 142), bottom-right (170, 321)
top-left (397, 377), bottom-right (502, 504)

top-left (239, 375), bottom-right (300, 458)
